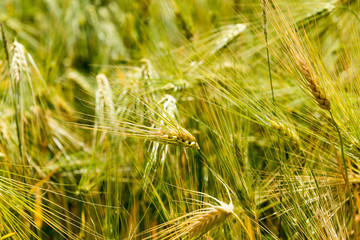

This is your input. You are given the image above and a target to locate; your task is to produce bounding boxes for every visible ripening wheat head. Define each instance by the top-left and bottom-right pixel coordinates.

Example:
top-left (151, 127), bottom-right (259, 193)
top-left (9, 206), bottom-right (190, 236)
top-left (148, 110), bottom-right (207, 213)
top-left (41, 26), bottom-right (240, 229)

top-left (137, 197), bottom-right (237, 240)
top-left (73, 73), bottom-right (200, 150)
top-left (294, 55), bottom-right (331, 110)
top-left (10, 41), bottom-right (27, 84)
top-left (263, 0), bottom-right (331, 111)
top-left (269, 119), bottom-right (300, 147)
top-left (136, 173), bottom-right (250, 240)
top-left (156, 125), bottom-right (200, 150)
top-left (187, 201), bottom-right (234, 239)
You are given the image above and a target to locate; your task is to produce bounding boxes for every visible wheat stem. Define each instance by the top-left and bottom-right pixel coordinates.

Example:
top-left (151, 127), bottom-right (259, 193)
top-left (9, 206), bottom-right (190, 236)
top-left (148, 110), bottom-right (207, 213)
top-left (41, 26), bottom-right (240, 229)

top-left (262, 0), bottom-right (274, 103)
top-left (231, 212), bottom-right (252, 240)
top-left (330, 110), bottom-right (357, 239)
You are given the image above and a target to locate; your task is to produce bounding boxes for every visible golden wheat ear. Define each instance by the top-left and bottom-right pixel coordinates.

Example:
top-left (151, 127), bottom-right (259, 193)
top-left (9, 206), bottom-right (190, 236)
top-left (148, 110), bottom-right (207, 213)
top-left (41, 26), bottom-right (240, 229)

top-left (134, 197), bottom-right (239, 240)
top-left (136, 170), bottom-right (251, 239)
top-left (295, 57), bottom-right (331, 110)
top-left (262, 0), bottom-right (332, 111)
top-left (157, 126), bottom-right (200, 150)
top-left (187, 201), bottom-right (235, 239)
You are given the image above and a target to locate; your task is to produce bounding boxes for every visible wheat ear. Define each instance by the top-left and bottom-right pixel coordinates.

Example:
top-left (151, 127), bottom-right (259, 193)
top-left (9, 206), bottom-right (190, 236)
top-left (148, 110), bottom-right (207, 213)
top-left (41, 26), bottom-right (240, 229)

top-left (10, 42), bottom-right (27, 84)
top-left (295, 57), bottom-right (331, 110)
top-left (157, 127), bottom-right (200, 150)
top-left (137, 199), bottom-right (241, 240)
top-left (270, 119), bottom-right (300, 146)
top-left (187, 201), bottom-right (235, 239)
top-left (93, 73), bottom-right (115, 145)
top-left (95, 73), bottom-right (115, 114)
top-left (137, 173), bottom-right (250, 239)
top-left (9, 41), bottom-right (28, 166)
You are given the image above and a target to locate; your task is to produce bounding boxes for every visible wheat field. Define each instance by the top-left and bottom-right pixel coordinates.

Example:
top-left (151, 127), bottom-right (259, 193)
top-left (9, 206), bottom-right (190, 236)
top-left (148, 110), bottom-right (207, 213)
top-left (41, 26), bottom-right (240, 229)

top-left (0, 0), bottom-right (360, 239)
